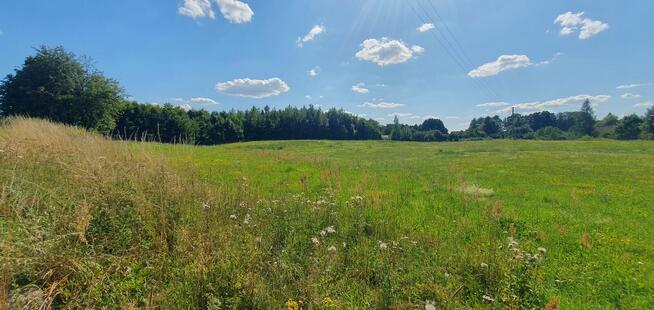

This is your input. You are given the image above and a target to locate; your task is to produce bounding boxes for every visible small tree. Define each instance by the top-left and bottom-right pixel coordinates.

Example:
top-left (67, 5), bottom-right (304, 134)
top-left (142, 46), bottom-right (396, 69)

top-left (615, 114), bottom-right (643, 140)
top-left (572, 99), bottom-right (597, 137)
top-left (645, 107), bottom-right (654, 137)
top-left (0, 46), bottom-right (123, 132)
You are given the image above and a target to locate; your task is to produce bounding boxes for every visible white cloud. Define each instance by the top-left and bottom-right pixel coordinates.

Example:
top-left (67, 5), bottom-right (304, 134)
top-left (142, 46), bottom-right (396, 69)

top-left (477, 102), bottom-right (510, 107)
top-left (536, 52), bottom-right (564, 66)
top-left (297, 25), bottom-right (325, 47)
top-left (355, 38), bottom-right (423, 66)
top-left (411, 45), bottom-right (425, 54)
top-left (215, 0), bottom-right (253, 23)
top-left (580, 19), bottom-right (609, 40)
top-left (617, 83), bottom-right (649, 90)
top-left (351, 83), bottom-right (369, 94)
top-left (621, 93), bottom-right (641, 100)
top-left (417, 23), bottom-right (435, 32)
top-left (359, 102), bottom-right (404, 109)
top-left (387, 112), bottom-right (434, 121)
top-left (446, 116), bottom-right (460, 119)
top-left (307, 67), bottom-right (319, 77)
top-left (468, 55), bottom-right (532, 78)
top-left (179, 104), bottom-right (193, 111)
top-left (190, 97), bottom-right (219, 105)
top-left (497, 94), bottom-right (611, 114)
top-left (634, 102), bottom-right (654, 108)
top-left (554, 12), bottom-right (608, 40)
top-left (216, 78), bottom-right (290, 99)
top-left (178, 0), bottom-right (215, 19)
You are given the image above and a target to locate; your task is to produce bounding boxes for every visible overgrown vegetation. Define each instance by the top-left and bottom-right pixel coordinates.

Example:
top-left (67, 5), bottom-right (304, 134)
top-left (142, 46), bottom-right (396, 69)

top-left (2, 118), bottom-right (652, 308)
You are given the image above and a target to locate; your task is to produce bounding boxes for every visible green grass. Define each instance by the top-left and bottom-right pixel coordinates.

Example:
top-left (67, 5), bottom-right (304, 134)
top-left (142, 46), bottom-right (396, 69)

top-left (2, 119), bottom-right (653, 309)
top-left (154, 140), bottom-right (654, 308)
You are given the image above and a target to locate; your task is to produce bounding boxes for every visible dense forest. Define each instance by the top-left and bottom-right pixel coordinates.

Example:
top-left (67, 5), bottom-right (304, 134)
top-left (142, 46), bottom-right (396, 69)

top-left (1, 46), bottom-right (653, 144)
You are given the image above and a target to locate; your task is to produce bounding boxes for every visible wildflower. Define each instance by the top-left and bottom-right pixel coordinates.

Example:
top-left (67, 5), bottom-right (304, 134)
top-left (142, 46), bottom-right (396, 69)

top-left (320, 230), bottom-right (327, 237)
top-left (286, 299), bottom-right (300, 310)
top-left (425, 301), bottom-right (436, 310)
top-left (311, 237), bottom-right (320, 245)
top-left (507, 237), bottom-right (519, 248)
top-left (202, 202), bottom-right (210, 210)
top-left (327, 245), bottom-right (337, 252)
top-left (239, 201), bottom-right (247, 209)
top-left (378, 241), bottom-right (388, 250)
top-left (480, 262), bottom-right (488, 268)
top-left (482, 295), bottom-right (495, 302)
top-left (538, 247), bottom-right (547, 254)
top-left (322, 297), bottom-right (335, 306)
top-left (243, 214), bottom-right (251, 225)
top-left (325, 226), bottom-right (336, 234)
top-left (229, 214), bottom-right (237, 220)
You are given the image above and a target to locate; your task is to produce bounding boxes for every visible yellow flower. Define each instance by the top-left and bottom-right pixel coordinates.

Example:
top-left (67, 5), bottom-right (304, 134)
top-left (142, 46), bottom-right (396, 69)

top-left (286, 299), bottom-right (301, 310)
top-left (323, 297), bottom-right (335, 306)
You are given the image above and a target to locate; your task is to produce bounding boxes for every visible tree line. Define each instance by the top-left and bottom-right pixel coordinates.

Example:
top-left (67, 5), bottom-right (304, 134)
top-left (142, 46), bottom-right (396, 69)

top-left (1, 46), bottom-right (653, 144)
top-left (446, 100), bottom-right (654, 141)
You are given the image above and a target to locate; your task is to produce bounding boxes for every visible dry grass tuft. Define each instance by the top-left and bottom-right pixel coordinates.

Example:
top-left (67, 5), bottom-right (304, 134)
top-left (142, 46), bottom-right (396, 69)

top-left (581, 232), bottom-right (592, 250)
top-left (545, 297), bottom-right (560, 310)
top-left (460, 184), bottom-right (495, 197)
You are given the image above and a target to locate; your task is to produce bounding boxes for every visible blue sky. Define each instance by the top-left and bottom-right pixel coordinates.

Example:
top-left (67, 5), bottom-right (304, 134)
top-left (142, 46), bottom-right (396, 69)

top-left (1, 0), bottom-right (652, 130)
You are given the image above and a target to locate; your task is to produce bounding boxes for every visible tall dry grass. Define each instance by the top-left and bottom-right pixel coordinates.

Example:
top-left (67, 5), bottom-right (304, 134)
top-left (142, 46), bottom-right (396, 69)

top-left (0, 118), bottom-right (237, 308)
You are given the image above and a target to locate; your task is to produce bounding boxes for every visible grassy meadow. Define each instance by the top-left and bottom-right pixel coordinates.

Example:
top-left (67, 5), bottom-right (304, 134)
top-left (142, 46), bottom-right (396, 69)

top-left (2, 118), bottom-right (653, 309)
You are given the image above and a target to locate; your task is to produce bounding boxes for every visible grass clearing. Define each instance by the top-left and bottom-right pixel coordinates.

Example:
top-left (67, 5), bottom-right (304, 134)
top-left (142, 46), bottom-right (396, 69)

top-left (2, 118), bottom-right (653, 308)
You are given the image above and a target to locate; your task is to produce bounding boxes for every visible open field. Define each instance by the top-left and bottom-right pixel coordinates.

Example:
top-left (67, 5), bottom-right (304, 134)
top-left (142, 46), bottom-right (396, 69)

top-left (2, 118), bottom-right (653, 308)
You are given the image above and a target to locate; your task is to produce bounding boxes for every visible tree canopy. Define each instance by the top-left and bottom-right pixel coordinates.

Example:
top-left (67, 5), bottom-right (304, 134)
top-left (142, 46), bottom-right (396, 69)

top-left (0, 46), bottom-right (123, 132)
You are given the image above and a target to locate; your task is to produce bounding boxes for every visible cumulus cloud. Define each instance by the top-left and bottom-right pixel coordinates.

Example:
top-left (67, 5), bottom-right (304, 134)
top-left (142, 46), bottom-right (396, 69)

top-left (178, 0), bottom-right (215, 19)
top-left (168, 97), bottom-right (219, 109)
top-left (387, 112), bottom-right (434, 121)
top-left (297, 25), bottom-right (325, 47)
top-left (634, 102), bottom-right (654, 108)
top-left (621, 93), bottom-right (641, 100)
top-left (179, 0), bottom-right (253, 23)
top-left (356, 38), bottom-right (423, 66)
top-left (190, 97), bottom-right (219, 105)
top-left (617, 83), bottom-right (649, 90)
top-left (476, 102), bottom-right (510, 107)
top-left (359, 102), bottom-right (404, 109)
top-left (417, 23), bottom-right (435, 32)
top-left (411, 45), bottom-right (425, 54)
top-left (216, 0), bottom-right (253, 23)
top-left (307, 67), bottom-right (319, 77)
top-left (496, 94), bottom-right (611, 114)
top-left (554, 11), bottom-right (608, 40)
top-left (351, 83), bottom-right (369, 94)
top-left (468, 55), bottom-right (532, 78)
top-left (216, 78), bottom-right (290, 99)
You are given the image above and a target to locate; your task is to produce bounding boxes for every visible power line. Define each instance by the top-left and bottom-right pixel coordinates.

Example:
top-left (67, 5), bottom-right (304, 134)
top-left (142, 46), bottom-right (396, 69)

top-left (420, 0), bottom-right (500, 98)
top-left (407, 0), bottom-right (501, 100)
